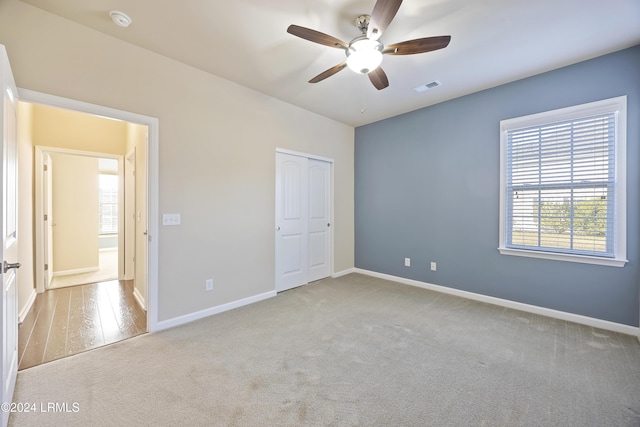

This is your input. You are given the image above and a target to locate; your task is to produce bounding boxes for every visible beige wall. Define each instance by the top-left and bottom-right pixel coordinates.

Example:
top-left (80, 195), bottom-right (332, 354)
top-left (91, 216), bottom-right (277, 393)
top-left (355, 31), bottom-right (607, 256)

top-left (17, 101), bottom-right (34, 318)
top-left (31, 103), bottom-right (127, 155)
top-left (50, 153), bottom-right (99, 273)
top-left (1, 0), bottom-right (354, 322)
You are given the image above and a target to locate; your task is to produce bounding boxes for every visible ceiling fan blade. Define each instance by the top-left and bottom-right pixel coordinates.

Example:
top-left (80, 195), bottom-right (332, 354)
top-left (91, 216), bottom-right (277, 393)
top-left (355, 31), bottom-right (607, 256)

top-left (367, 0), bottom-right (403, 40)
top-left (383, 35), bottom-right (451, 55)
top-left (309, 62), bottom-right (348, 83)
top-left (368, 67), bottom-right (389, 90)
top-left (287, 25), bottom-right (348, 50)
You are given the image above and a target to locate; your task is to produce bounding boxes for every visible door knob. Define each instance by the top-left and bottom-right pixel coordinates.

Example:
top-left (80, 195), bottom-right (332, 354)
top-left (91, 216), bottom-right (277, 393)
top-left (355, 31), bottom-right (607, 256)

top-left (276, 226), bottom-right (281, 231)
top-left (3, 261), bottom-right (21, 274)
top-left (327, 223), bottom-right (331, 227)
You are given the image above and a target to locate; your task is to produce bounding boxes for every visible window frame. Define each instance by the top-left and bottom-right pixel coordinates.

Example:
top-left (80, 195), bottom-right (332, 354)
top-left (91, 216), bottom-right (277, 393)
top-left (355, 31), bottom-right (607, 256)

top-left (98, 172), bottom-right (119, 235)
top-left (498, 96), bottom-right (627, 267)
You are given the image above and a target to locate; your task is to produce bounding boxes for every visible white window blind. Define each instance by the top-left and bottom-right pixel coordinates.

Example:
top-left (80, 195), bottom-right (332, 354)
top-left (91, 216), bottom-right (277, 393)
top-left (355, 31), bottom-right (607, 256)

top-left (99, 174), bottom-right (118, 234)
top-left (499, 96), bottom-right (627, 267)
top-left (507, 113), bottom-right (615, 256)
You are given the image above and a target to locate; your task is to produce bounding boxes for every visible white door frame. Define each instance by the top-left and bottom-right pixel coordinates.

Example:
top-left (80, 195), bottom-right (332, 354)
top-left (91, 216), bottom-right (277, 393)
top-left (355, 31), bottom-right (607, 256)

top-left (19, 89), bottom-right (160, 332)
top-left (275, 148), bottom-right (334, 290)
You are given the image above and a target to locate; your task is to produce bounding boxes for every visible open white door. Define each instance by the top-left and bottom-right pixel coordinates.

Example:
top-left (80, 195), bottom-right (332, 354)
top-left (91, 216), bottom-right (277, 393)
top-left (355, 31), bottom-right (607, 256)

top-left (0, 44), bottom-right (19, 427)
top-left (124, 150), bottom-right (135, 280)
top-left (135, 136), bottom-right (148, 310)
top-left (43, 153), bottom-right (53, 288)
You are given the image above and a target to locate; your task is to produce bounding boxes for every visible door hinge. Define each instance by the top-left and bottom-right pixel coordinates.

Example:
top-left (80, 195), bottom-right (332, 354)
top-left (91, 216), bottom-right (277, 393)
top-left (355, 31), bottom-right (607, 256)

top-left (44, 164), bottom-right (48, 172)
top-left (44, 214), bottom-right (48, 221)
top-left (44, 263), bottom-right (48, 271)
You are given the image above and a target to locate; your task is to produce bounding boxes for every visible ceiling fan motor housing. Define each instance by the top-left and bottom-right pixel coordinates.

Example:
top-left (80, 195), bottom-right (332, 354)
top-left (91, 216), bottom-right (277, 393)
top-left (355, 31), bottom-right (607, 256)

top-left (355, 15), bottom-right (371, 34)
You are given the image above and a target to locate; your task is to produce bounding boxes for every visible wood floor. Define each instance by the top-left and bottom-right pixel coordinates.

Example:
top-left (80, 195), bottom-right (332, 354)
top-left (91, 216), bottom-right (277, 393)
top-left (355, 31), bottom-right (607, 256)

top-left (18, 280), bottom-right (146, 370)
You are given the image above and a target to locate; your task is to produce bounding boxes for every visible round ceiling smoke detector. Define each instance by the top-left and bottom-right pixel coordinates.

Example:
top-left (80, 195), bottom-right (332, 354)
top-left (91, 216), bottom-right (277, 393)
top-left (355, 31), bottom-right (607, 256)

top-left (109, 10), bottom-right (132, 28)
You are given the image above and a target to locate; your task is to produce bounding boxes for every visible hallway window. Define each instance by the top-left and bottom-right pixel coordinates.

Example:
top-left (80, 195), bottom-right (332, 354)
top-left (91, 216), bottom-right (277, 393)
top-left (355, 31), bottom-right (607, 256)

top-left (99, 171), bottom-right (118, 235)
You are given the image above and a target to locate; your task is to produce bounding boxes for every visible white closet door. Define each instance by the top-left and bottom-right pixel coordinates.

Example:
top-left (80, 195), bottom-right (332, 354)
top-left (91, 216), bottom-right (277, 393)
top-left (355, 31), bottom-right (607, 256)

top-left (275, 152), bottom-right (309, 292)
top-left (275, 152), bottom-right (332, 292)
top-left (308, 159), bottom-right (331, 282)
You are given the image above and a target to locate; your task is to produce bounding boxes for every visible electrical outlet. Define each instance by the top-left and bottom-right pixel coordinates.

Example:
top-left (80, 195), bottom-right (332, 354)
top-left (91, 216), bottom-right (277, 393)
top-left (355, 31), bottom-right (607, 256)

top-left (205, 278), bottom-right (213, 291)
top-left (404, 258), bottom-right (411, 267)
top-left (430, 262), bottom-right (437, 271)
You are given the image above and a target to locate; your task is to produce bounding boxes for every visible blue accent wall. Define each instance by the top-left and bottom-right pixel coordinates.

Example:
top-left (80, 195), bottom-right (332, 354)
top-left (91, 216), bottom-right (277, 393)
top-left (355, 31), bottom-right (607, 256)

top-left (355, 45), bottom-right (640, 327)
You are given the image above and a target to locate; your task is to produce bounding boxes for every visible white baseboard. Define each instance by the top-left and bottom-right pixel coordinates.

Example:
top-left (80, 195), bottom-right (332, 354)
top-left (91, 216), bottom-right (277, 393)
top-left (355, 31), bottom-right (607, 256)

top-left (354, 268), bottom-right (639, 337)
top-left (156, 290), bottom-right (277, 331)
top-left (332, 268), bottom-right (356, 278)
top-left (133, 287), bottom-right (146, 311)
top-left (18, 289), bottom-right (37, 324)
top-left (53, 266), bottom-right (99, 277)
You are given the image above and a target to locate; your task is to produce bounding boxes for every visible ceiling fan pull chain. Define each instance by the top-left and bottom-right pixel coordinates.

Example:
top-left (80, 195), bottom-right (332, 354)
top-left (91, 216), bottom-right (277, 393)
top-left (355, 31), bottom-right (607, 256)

top-left (361, 75), bottom-right (368, 114)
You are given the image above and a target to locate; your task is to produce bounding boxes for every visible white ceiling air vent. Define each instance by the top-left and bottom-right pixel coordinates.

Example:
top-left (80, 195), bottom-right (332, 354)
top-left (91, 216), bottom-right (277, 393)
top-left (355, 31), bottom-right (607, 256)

top-left (109, 10), bottom-right (132, 28)
top-left (413, 80), bottom-right (442, 93)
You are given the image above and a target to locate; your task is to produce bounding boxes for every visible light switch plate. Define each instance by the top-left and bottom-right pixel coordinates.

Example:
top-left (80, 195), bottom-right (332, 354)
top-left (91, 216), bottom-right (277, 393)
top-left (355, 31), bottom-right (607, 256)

top-left (162, 213), bottom-right (181, 226)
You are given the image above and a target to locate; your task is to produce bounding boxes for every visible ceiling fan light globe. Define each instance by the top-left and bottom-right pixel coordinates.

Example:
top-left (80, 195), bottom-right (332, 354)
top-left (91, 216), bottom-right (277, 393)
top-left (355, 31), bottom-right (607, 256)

top-left (347, 50), bottom-right (383, 74)
top-left (346, 38), bottom-right (383, 74)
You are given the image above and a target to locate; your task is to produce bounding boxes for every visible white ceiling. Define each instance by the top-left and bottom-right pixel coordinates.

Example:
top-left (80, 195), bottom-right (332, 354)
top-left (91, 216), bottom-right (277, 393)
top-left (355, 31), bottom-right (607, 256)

top-left (18, 0), bottom-right (640, 127)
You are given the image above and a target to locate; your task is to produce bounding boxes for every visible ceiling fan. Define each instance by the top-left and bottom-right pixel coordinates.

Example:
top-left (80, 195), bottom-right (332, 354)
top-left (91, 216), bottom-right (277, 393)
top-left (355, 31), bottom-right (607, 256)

top-left (287, 0), bottom-right (451, 90)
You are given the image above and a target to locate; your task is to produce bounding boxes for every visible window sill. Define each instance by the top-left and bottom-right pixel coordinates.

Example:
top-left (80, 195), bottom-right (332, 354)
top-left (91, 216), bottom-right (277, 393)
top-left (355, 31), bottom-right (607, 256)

top-left (498, 247), bottom-right (628, 267)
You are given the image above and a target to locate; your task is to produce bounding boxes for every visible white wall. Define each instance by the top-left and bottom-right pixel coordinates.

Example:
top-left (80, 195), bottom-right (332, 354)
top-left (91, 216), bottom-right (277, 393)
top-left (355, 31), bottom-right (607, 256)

top-left (0, 0), bottom-right (354, 322)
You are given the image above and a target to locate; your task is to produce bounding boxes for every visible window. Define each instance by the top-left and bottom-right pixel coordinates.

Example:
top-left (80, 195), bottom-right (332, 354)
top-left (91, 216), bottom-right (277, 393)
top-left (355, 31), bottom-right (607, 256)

top-left (99, 173), bottom-right (118, 235)
top-left (499, 96), bottom-right (627, 267)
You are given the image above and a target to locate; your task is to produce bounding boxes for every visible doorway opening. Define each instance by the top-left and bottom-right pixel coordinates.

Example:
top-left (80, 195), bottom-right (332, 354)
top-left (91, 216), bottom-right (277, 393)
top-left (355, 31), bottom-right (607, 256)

top-left (41, 151), bottom-right (122, 291)
top-left (16, 90), bottom-right (159, 369)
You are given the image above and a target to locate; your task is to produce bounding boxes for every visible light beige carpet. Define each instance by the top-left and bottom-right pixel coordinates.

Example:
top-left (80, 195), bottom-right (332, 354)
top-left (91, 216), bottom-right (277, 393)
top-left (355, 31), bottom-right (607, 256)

top-left (9, 274), bottom-right (640, 426)
top-left (49, 250), bottom-right (118, 289)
